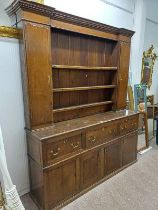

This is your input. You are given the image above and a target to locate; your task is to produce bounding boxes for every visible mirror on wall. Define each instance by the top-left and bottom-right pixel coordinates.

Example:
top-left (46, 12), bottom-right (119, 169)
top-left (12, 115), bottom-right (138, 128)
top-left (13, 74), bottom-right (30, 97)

top-left (141, 45), bottom-right (157, 89)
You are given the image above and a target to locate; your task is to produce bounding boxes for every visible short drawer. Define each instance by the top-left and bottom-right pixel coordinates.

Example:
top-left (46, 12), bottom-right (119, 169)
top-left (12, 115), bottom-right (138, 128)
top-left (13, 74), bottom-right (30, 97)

top-left (43, 134), bottom-right (82, 166)
top-left (119, 115), bottom-right (138, 135)
top-left (86, 122), bottom-right (118, 149)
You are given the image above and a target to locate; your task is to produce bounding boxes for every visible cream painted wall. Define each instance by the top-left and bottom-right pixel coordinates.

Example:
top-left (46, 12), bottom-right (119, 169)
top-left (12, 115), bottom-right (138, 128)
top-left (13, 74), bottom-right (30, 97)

top-left (0, 38), bottom-right (29, 195)
top-left (0, 1), bottom-right (29, 195)
top-left (143, 0), bottom-right (158, 103)
top-left (0, 0), bottom-right (156, 195)
top-left (45, 0), bottom-right (134, 29)
top-left (0, 0), bottom-right (12, 26)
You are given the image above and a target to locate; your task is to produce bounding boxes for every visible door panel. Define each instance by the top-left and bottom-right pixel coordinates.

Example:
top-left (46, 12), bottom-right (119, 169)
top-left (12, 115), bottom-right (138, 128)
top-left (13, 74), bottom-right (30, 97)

top-left (122, 131), bottom-right (138, 166)
top-left (45, 159), bottom-right (79, 209)
top-left (117, 41), bottom-right (131, 109)
top-left (105, 141), bottom-right (122, 175)
top-left (80, 149), bottom-right (103, 189)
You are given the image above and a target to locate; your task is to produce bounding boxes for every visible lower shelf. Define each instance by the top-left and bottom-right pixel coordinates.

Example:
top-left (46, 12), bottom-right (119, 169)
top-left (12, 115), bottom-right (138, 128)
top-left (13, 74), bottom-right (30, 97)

top-left (53, 101), bottom-right (113, 113)
top-left (53, 101), bottom-right (113, 122)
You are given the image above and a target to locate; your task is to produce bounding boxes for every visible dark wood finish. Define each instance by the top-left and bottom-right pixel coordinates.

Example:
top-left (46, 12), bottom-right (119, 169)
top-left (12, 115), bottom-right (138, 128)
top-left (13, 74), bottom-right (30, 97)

top-left (7, 1), bottom-right (137, 210)
top-left (86, 120), bottom-right (118, 149)
top-left (53, 101), bottom-right (113, 112)
top-left (43, 134), bottom-right (82, 167)
top-left (80, 149), bottom-right (103, 189)
top-left (27, 111), bottom-right (138, 210)
top-left (117, 41), bottom-right (131, 109)
top-left (22, 22), bottom-right (53, 128)
top-left (52, 65), bottom-right (118, 70)
top-left (44, 158), bottom-right (80, 210)
top-left (53, 85), bottom-right (116, 92)
top-left (105, 140), bottom-right (122, 175)
top-left (53, 103), bottom-right (113, 123)
top-left (29, 158), bottom-right (44, 209)
top-left (147, 103), bottom-right (158, 119)
top-left (122, 131), bottom-right (138, 166)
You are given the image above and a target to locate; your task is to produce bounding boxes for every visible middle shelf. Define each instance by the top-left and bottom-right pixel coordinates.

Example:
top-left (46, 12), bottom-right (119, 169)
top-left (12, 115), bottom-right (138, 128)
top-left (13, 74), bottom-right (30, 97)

top-left (52, 65), bottom-right (118, 71)
top-left (53, 85), bottom-right (116, 92)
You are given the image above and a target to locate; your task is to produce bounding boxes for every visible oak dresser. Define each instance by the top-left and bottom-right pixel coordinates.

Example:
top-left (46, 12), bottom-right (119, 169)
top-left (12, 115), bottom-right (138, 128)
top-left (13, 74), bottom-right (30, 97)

top-left (6, 1), bottom-right (139, 209)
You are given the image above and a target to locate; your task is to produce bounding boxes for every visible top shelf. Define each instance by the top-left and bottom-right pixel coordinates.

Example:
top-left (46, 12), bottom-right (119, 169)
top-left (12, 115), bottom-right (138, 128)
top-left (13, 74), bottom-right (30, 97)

top-left (52, 65), bottom-right (118, 71)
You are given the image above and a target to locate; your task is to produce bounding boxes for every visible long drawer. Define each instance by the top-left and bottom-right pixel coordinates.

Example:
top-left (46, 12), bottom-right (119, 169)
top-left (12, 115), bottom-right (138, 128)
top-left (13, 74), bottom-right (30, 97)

top-left (86, 115), bottom-right (138, 149)
top-left (43, 134), bottom-right (82, 166)
top-left (86, 121), bottom-right (118, 149)
top-left (119, 115), bottom-right (138, 135)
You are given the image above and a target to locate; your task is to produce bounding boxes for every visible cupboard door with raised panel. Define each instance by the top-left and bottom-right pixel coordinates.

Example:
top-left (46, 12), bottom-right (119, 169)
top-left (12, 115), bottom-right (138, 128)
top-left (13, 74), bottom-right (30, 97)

top-left (105, 141), bottom-right (122, 176)
top-left (24, 22), bottom-right (53, 128)
top-left (80, 149), bottom-right (104, 189)
top-left (44, 158), bottom-right (79, 210)
top-left (122, 131), bottom-right (138, 166)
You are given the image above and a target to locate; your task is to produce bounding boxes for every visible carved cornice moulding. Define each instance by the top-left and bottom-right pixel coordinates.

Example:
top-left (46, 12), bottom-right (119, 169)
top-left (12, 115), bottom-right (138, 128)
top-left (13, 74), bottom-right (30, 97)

top-left (0, 26), bottom-right (19, 39)
top-left (6, 0), bottom-right (134, 37)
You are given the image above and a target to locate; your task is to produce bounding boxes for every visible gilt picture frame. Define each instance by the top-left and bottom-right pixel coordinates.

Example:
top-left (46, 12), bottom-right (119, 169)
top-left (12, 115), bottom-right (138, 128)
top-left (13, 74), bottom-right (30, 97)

top-left (141, 45), bottom-right (157, 89)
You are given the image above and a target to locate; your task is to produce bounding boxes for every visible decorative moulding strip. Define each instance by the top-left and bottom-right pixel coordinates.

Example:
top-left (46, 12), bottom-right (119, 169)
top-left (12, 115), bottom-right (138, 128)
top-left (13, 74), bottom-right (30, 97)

top-left (0, 26), bottom-right (19, 39)
top-left (6, 0), bottom-right (134, 37)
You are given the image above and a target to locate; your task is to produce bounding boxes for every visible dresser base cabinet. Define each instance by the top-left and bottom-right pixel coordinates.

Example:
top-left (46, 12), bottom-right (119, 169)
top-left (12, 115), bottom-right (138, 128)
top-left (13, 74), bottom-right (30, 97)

top-left (27, 111), bottom-right (139, 210)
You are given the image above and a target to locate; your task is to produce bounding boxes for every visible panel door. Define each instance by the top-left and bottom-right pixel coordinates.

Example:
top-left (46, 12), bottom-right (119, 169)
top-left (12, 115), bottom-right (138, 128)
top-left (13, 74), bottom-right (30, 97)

top-left (80, 149), bottom-right (104, 189)
top-left (117, 41), bottom-right (131, 109)
top-left (105, 141), bottom-right (122, 176)
top-left (24, 22), bottom-right (53, 128)
top-left (122, 131), bottom-right (138, 166)
top-left (44, 158), bottom-right (79, 209)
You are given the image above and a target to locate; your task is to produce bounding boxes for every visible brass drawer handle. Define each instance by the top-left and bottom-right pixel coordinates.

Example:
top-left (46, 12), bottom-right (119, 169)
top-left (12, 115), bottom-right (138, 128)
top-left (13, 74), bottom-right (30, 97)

top-left (49, 147), bottom-right (61, 157)
top-left (120, 126), bottom-right (124, 130)
top-left (88, 136), bottom-right (96, 143)
top-left (108, 129), bottom-right (112, 134)
top-left (64, 139), bottom-right (68, 144)
top-left (113, 129), bottom-right (116, 134)
top-left (71, 141), bottom-right (80, 149)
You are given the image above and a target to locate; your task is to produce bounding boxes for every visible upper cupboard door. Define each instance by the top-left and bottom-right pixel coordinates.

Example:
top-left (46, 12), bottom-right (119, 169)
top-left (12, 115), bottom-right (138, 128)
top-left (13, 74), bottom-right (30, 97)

top-left (23, 22), bottom-right (53, 128)
top-left (117, 41), bottom-right (131, 110)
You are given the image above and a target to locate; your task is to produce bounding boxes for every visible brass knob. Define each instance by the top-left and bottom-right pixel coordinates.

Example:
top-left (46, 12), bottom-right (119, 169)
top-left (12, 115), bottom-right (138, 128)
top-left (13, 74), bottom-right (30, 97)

top-left (108, 130), bottom-right (112, 134)
top-left (64, 139), bottom-right (68, 144)
top-left (70, 141), bottom-right (80, 149)
top-left (49, 147), bottom-right (61, 158)
top-left (89, 136), bottom-right (96, 143)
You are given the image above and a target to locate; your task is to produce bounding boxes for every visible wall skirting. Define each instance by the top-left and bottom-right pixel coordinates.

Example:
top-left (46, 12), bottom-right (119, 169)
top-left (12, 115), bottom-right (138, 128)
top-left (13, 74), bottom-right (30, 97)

top-left (0, 26), bottom-right (19, 39)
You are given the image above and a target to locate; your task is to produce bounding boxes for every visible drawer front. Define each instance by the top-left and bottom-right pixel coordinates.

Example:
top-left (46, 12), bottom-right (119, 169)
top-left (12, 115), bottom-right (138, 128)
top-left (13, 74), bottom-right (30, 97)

top-left (44, 134), bottom-right (82, 166)
top-left (119, 115), bottom-right (138, 135)
top-left (86, 122), bottom-right (118, 149)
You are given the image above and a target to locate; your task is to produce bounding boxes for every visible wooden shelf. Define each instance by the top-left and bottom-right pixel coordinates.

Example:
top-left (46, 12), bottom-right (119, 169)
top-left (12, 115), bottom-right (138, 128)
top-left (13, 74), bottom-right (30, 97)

top-left (53, 101), bottom-right (113, 113)
top-left (52, 65), bottom-right (117, 71)
top-left (53, 85), bottom-right (116, 92)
